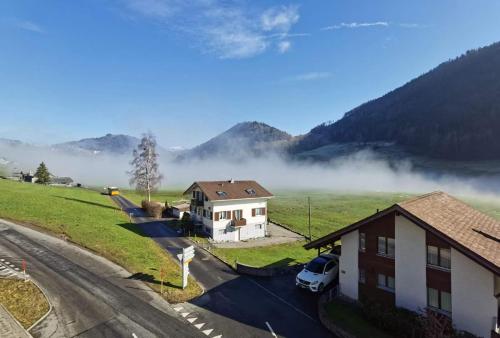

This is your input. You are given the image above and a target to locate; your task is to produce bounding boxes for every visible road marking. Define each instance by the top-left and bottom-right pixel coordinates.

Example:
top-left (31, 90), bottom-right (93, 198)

top-left (132, 334), bottom-right (138, 338)
top-left (194, 323), bottom-right (205, 329)
top-left (266, 322), bottom-right (277, 338)
top-left (173, 306), bottom-right (183, 312)
top-left (180, 312), bottom-right (190, 318)
top-left (212, 335), bottom-right (222, 338)
top-left (246, 278), bottom-right (317, 323)
top-left (202, 329), bottom-right (213, 336)
top-left (187, 317), bottom-right (197, 323)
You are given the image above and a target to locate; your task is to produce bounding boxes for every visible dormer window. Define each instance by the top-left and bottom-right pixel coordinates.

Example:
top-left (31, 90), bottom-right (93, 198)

top-left (216, 191), bottom-right (228, 197)
top-left (245, 188), bottom-right (256, 195)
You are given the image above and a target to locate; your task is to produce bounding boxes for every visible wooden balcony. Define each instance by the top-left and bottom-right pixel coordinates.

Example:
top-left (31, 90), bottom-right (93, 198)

top-left (232, 218), bottom-right (247, 227)
top-left (191, 199), bottom-right (204, 207)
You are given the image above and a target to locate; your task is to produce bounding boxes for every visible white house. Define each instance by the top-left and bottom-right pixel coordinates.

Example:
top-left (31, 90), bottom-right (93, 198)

top-left (171, 203), bottom-right (190, 219)
top-left (305, 191), bottom-right (500, 338)
top-left (184, 180), bottom-right (274, 242)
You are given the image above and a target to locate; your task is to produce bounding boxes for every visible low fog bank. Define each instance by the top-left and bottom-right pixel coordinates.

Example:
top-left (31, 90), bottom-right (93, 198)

top-left (2, 144), bottom-right (500, 201)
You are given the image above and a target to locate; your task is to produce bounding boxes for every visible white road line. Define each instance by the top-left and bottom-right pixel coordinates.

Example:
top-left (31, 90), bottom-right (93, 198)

top-left (173, 306), bottom-right (183, 312)
top-left (246, 278), bottom-right (317, 323)
top-left (266, 322), bottom-right (278, 338)
top-left (187, 317), bottom-right (197, 323)
top-left (194, 323), bottom-right (205, 329)
top-left (212, 335), bottom-right (222, 338)
top-left (202, 329), bottom-right (213, 336)
top-left (132, 333), bottom-right (138, 338)
top-left (180, 312), bottom-right (190, 318)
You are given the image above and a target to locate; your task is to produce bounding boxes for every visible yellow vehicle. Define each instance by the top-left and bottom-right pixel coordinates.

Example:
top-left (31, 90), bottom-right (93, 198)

top-left (107, 187), bottom-right (120, 196)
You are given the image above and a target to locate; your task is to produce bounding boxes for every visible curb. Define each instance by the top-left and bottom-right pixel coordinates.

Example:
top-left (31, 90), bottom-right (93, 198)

top-left (27, 278), bottom-right (53, 333)
top-left (0, 303), bottom-right (33, 338)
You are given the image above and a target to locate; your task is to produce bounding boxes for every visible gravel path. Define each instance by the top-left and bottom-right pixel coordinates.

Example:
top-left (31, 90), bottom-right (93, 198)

top-left (213, 222), bottom-right (305, 248)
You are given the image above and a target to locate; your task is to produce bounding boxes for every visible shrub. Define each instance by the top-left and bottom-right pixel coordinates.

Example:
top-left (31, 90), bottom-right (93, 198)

top-left (141, 200), bottom-right (165, 219)
top-left (360, 299), bottom-right (478, 338)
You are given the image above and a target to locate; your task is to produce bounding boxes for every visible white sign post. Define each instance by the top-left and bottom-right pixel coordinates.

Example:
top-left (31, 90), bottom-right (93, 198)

top-left (178, 246), bottom-right (195, 289)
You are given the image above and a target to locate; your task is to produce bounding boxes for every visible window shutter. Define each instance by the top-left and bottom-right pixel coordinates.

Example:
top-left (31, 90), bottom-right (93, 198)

top-left (252, 208), bottom-right (256, 217)
top-left (214, 212), bottom-right (219, 221)
top-left (262, 208), bottom-right (266, 215)
top-left (231, 210), bottom-right (235, 220)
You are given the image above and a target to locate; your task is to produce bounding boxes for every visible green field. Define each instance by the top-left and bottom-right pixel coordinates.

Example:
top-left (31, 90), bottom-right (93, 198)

top-left (121, 189), bottom-right (186, 206)
top-left (119, 188), bottom-right (500, 269)
top-left (0, 179), bottom-right (201, 303)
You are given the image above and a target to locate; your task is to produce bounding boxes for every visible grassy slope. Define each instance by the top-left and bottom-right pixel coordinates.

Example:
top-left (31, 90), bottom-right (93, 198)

top-left (0, 179), bottom-right (201, 303)
top-left (0, 279), bottom-right (49, 329)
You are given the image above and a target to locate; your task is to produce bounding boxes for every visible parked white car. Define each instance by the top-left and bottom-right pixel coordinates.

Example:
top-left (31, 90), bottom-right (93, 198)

top-left (295, 253), bottom-right (339, 292)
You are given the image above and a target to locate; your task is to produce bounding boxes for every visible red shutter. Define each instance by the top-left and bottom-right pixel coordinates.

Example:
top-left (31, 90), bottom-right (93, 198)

top-left (231, 210), bottom-right (235, 220)
top-left (252, 208), bottom-right (256, 217)
top-left (263, 208), bottom-right (266, 215)
top-left (214, 212), bottom-right (219, 221)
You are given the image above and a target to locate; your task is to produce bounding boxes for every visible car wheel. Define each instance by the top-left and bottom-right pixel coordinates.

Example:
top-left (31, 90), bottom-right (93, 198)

top-left (317, 283), bottom-right (324, 293)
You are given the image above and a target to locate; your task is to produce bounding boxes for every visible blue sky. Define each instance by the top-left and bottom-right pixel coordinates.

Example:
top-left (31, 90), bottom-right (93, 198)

top-left (1, 0), bottom-right (500, 148)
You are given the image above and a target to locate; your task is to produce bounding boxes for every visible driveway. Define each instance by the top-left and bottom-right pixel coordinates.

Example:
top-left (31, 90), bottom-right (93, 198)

top-left (112, 195), bottom-right (332, 338)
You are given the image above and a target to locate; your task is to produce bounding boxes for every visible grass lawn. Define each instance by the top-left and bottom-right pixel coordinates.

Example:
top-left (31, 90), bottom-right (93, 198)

top-left (324, 300), bottom-right (392, 338)
top-left (0, 278), bottom-right (49, 329)
top-left (0, 179), bottom-right (201, 303)
top-left (121, 189), bottom-right (185, 206)
top-left (212, 241), bottom-right (316, 268)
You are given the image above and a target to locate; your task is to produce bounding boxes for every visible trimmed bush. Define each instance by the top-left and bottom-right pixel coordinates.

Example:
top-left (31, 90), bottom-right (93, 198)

top-left (141, 200), bottom-right (165, 219)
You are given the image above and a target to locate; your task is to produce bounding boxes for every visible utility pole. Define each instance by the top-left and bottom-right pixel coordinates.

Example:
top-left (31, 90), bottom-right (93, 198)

top-left (308, 196), bottom-right (312, 242)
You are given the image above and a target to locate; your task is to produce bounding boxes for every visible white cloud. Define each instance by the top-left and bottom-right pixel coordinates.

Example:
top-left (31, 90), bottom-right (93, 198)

top-left (288, 72), bottom-right (332, 81)
top-left (322, 21), bottom-right (389, 30)
top-left (261, 5), bottom-right (299, 32)
top-left (278, 40), bottom-right (291, 53)
top-left (5, 19), bottom-right (45, 33)
top-left (121, 1), bottom-right (302, 59)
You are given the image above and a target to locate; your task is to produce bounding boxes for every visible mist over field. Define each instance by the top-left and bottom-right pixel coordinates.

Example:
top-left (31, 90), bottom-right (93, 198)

top-left (2, 143), bottom-right (500, 200)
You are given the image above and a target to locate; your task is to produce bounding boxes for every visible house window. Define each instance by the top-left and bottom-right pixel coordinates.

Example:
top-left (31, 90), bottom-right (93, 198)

top-left (377, 273), bottom-right (395, 292)
top-left (359, 269), bottom-right (366, 284)
top-left (359, 233), bottom-right (366, 252)
top-left (427, 288), bottom-right (451, 314)
top-left (209, 212), bottom-right (213, 220)
top-left (377, 236), bottom-right (395, 257)
top-left (216, 191), bottom-right (228, 197)
top-left (203, 209), bottom-right (207, 218)
top-left (192, 191), bottom-right (196, 199)
top-left (245, 188), bottom-right (256, 195)
top-left (234, 210), bottom-right (243, 220)
top-left (427, 246), bottom-right (451, 269)
top-left (254, 208), bottom-right (266, 216)
top-left (219, 211), bottom-right (229, 220)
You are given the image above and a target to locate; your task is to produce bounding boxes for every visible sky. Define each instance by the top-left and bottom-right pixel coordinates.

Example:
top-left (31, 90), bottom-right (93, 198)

top-left (1, 0), bottom-right (500, 149)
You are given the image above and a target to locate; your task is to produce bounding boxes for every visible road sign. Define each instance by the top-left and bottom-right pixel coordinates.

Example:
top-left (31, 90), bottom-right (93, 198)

top-left (178, 246), bottom-right (195, 289)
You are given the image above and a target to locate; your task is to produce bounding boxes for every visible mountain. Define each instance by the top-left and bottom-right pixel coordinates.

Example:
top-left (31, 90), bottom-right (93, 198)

top-left (54, 134), bottom-right (141, 155)
top-left (180, 121), bottom-right (294, 160)
top-left (293, 42), bottom-right (500, 161)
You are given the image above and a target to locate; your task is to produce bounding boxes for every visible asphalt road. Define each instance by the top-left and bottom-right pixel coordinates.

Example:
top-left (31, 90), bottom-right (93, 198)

top-left (113, 195), bottom-right (332, 338)
top-left (0, 219), bottom-right (201, 338)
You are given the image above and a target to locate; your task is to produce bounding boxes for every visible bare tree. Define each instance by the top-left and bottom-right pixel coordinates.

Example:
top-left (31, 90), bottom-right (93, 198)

top-left (129, 132), bottom-right (163, 202)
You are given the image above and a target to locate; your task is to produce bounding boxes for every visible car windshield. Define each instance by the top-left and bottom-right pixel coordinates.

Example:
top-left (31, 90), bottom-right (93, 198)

top-left (305, 257), bottom-right (328, 273)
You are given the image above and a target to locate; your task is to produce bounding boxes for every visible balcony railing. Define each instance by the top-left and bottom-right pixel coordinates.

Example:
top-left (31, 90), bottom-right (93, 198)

top-left (191, 199), bottom-right (204, 207)
top-left (232, 218), bottom-right (247, 227)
